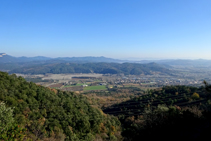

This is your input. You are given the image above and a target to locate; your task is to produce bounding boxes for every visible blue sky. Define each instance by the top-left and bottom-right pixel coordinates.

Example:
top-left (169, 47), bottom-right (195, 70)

top-left (0, 0), bottom-right (211, 59)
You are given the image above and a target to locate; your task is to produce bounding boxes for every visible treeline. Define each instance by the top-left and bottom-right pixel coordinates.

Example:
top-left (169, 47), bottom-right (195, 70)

top-left (9, 62), bottom-right (171, 75)
top-left (0, 71), bottom-right (121, 140)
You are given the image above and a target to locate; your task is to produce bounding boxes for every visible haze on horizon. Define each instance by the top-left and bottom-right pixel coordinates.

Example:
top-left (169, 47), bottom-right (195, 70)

top-left (1, 0), bottom-right (211, 60)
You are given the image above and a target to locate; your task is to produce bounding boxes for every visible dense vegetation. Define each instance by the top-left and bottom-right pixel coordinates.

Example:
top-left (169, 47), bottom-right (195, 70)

top-left (1, 70), bottom-right (211, 141)
top-left (0, 71), bottom-right (121, 140)
top-left (9, 62), bottom-right (171, 75)
top-left (121, 104), bottom-right (211, 140)
top-left (103, 85), bottom-right (206, 116)
top-left (103, 85), bottom-right (211, 140)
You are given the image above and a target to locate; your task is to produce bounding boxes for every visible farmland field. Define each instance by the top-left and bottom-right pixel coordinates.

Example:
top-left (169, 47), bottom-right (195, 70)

top-left (64, 85), bottom-right (73, 87)
top-left (76, 83), bottom-right (87, 86)
top-left (84, 85), bottom-right (107, 91)
top-left (48, 83), bottom-right (63, 88)
top-left (42, 73), bottom-right (103, 80)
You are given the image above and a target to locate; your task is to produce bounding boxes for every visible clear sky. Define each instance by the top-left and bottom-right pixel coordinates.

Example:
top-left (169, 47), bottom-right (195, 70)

top-left (0, 0), bottom-right (211, 59)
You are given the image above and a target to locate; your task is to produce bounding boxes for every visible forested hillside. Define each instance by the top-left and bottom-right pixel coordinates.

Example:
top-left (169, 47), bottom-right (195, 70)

top-left (1, 71), bottom-right (211, 141)
top-left (9, 62), bottom-right (171, 75)
top-left (103, 85), bottom-right (211, 140)
top-left (103, 85), bottom-right (207, 116)
top-left (0, 71), bottom-right (122, 140)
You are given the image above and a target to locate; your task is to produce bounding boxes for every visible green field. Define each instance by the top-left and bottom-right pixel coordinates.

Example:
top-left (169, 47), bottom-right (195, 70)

top-left (84, 85), bottom-right (107, 91)
top-left (76, 83), bottom-right (86, 86)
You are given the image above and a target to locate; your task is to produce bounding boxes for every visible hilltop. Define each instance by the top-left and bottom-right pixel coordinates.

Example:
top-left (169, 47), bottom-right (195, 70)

top-left (0, 71), bottom-right (122, 140)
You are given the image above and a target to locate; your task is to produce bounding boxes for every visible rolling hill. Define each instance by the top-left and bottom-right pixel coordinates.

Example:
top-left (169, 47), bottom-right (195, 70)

top-left (9, 62), bottom-right (172, 75)
top-left (0, 71), bottom-right (121, 140)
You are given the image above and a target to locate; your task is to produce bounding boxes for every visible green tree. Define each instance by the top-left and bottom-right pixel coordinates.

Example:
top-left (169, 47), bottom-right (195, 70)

top-left (0, 102), bottom-right (14, 132)
top-left (191, 92), bottom-right (200, 100)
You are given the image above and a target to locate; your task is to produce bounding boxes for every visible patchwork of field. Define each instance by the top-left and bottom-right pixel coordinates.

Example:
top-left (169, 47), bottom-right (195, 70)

top-left (20, 73), bottom-right (159, 94)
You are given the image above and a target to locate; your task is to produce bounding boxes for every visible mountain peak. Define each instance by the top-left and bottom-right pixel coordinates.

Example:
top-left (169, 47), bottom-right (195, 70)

top-left (0, 53), bottom-right (7, 57)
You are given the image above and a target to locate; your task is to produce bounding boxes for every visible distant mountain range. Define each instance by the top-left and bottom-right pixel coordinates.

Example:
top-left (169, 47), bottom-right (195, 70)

top-left (0, 53), bottom-right (51, 63)
top-left (9, 62), bottom-right (172, 75)
top-left (1, 53), bottom-right (211, 67)
top-left (136, 59), bottom-right (211, 68)
top-left (0, 53), bottom-right (172, 75)
top-left (0, 53), bottom-right (124, 63)
top-left (1, 53), bottom-right (211, 74)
